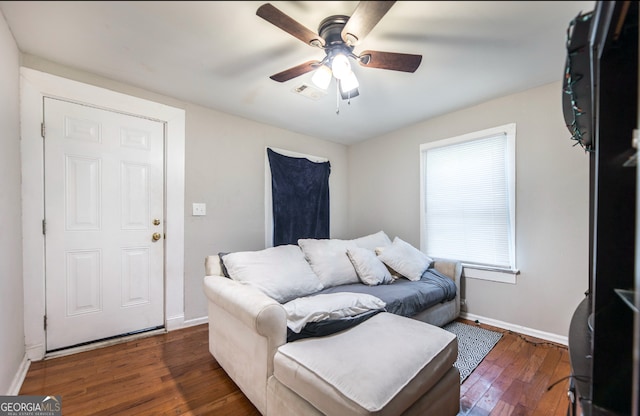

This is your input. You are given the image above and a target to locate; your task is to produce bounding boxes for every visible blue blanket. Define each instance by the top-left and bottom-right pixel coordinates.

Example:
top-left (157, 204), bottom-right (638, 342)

top-left (316, 268), bottom-right (456, 317)
top-left (267, 148), bottom-right (331, 246)
top-left (286, 268), bottom-right (456, 341)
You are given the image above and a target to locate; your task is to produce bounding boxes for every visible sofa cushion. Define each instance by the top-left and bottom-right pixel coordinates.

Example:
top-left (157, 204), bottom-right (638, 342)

top-left (346, 247), bottom-right (394, 286)
top-left (283, 292), bottom-right (386, 333)
top-left (298, 238), bottom-right (360, 288)
top-left (377, 237), bottom-right (433, 281)
top-left (351, 230), bottom-right (392, 251)
top-left (274, 312), bottom-right (458, 416)
top-left (222, 244), bottom-right (324, 303)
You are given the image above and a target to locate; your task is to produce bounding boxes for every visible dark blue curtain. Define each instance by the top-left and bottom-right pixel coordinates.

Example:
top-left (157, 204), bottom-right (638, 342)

top-left (267, 148), bottom-right (331, 246)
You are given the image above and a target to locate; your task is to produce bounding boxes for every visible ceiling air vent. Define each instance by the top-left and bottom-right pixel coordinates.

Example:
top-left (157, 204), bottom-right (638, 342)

top-left (292, 83), bottom-right (326, 101)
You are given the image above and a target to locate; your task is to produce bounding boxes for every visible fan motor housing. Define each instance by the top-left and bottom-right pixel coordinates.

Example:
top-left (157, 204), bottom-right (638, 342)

top-left (318, 15), bottom-right (350, 46)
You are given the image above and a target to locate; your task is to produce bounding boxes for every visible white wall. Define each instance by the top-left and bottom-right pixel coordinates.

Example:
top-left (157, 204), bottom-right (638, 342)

top-left (348, 82), bottom-right (590, 338)
top-left (183, 105), bottom-right (348, 319)
top-left (17, 52), bottom-right (587, 341)
top-left (0, 9), bottom-right (25, 394)
top-left (190, 107), bottom-right (351, 321)
top-left (20, 55), bottom-right (349, 323)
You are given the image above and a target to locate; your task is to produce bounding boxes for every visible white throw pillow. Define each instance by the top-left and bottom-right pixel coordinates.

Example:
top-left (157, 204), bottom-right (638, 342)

top-left (298, 238), bottom-right (360, 288)
top-left (283, 293), bottom-right (386, 333)
top-left (351, 230), bottom-right (392, 251)
top-left (376, 237), bottom-right (433, 281)
top-left (222, 244), bottom-right (324, 303)
top-left (346, 247), bottom-right (394, 286)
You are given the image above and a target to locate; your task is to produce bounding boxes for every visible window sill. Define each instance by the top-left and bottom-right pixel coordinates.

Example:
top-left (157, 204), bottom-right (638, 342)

top-left (462, 264), bottom-right (520, 284)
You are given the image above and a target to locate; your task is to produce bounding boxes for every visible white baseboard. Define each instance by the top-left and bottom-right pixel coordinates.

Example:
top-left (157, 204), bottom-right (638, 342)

top-left (25, 343), bottom-right (45, 362)
top-left (7, 355), bottom-right (30, 395)
top-left (165, 314), bottom-right (185, 331)
top-left (181, 316), bottom-right (208, 328)
top-left (460, 312), bottom-right (568, 346)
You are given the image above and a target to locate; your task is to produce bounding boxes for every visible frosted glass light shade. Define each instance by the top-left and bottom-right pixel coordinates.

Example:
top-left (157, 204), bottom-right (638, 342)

top-left (340, 70), bottom-right (359, 93)
top-left (311, 65), bottom-right (332, 90)
top-left (331, 54), bottom-right (351, 80)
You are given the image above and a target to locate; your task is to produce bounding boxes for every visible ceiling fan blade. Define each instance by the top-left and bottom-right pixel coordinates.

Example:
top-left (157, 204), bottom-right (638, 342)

top-left (269, 60), bottom-right (321, 82)
top-left (358, 50), bottom-right (422, 72)
top-left (341, 1), bottom-right (396, 45)
top-left (257, 3), bottom-right (324, 47)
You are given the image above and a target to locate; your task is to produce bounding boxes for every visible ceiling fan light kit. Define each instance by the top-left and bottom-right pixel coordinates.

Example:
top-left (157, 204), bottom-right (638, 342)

top-left (311, 64), bottom-right (332, 89)
top-left (330, 53), bottom-right (352, 80)
top-left (340, 70), bottom-right (359, 92)
top-left (256, 1), bottom-right (422, 112)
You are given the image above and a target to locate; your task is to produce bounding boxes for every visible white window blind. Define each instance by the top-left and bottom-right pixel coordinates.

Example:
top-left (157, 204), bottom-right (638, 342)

top-left (420, 124), bottom-right (516, 271)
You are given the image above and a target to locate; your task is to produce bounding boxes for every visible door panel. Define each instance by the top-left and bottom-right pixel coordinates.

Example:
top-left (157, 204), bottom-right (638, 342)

top-left (44, 97), bottom-right (165, 351)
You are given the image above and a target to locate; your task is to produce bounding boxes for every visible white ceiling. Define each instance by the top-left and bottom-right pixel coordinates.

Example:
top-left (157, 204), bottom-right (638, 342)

top-left (0, 1), bottom-right (595, 145)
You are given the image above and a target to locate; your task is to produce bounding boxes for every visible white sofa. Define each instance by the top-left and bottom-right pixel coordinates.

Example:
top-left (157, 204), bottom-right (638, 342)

top-left (202, 234), bottom-right (462, 415)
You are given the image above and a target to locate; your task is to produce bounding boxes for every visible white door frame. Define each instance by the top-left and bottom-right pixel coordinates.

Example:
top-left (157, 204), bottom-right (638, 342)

top-left (20, 67), bottom-right (185, 360)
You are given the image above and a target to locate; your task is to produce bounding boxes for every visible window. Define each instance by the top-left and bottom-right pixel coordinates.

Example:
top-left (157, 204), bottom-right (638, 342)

top-left (420, 123), bottom-right (517, 283)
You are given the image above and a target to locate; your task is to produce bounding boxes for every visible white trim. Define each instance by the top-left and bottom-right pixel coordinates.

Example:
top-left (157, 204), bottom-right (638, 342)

top-left (463, 266), bottom-right (518, 284)
top-left (264, 147), bottom-right (329, 248)
top-left (460, 312), bottom-right (568, 346)
top-left (165, 315), bottom-right (186, 331)
top-left (7, 355), bottom-right (30, 395)
top-left (25, 344), bottom-right (45, 362)
top-left (20, 67), bottom-right (185, 360)
top-left (182, 316), bottom-right (208, 328)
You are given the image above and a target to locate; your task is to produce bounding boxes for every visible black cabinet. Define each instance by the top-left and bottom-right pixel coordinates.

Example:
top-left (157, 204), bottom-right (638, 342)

top-left (567, 2), bottom-right (639, 415)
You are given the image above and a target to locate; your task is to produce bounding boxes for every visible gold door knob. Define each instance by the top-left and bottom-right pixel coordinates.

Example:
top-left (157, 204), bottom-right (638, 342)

top-left (152, 232), bottom-right (162, 241)
top-left (153, 219), bottom-right (161, 226)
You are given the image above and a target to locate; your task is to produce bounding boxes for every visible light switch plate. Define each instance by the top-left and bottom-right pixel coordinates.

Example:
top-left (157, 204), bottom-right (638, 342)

top-left (192, 203), bottom-right (206, 216)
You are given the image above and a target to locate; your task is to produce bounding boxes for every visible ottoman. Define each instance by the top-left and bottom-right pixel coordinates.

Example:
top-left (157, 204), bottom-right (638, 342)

top-left (266, 312), bottom-right (460, 416)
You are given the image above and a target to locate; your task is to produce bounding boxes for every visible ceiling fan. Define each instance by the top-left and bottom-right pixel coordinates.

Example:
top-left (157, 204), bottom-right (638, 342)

top-left (256, 1), bottom-right (422, 100)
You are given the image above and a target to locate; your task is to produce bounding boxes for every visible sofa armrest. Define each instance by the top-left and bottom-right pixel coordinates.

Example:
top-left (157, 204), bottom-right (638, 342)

top-left (203, 274), bottom-right (287, 339)
top-left (432, 258), bottom-right (462, 316)
top-left (203, 271), bottom-right (287, 414)
top-left (432, 259), bottom-right (462, 285)
top-left (205, 254), bottom-right (223, 276)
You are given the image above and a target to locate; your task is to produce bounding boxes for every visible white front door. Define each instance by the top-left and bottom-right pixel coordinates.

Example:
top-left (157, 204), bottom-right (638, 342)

top-left (44, 97), bottom-right (165, 351)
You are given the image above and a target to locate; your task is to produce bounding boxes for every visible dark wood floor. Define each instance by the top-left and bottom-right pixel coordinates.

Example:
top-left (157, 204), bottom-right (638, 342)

top-left (457, 319), bottom-right (572, 416)
top-left (20, 319), bottom-right (572, 415)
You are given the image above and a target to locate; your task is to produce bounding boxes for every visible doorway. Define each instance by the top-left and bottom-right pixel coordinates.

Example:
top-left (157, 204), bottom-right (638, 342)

top-left (20, 68), bottom-right (185, 360)
top-left (43, 98), bottom-right (166, 351)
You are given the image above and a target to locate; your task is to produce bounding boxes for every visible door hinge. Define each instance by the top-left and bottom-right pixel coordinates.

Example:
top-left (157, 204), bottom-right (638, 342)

top-left (41, 122), bottom-right (45, 138)
top-left (44, 315), bottom-right (47, 331)
top-left (42, 219), bottom-right (46, 235)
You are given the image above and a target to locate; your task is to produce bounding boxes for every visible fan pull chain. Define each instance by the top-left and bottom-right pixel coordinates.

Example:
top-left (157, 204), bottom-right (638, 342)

top-left (336, 81), bottom-right (340, 115)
